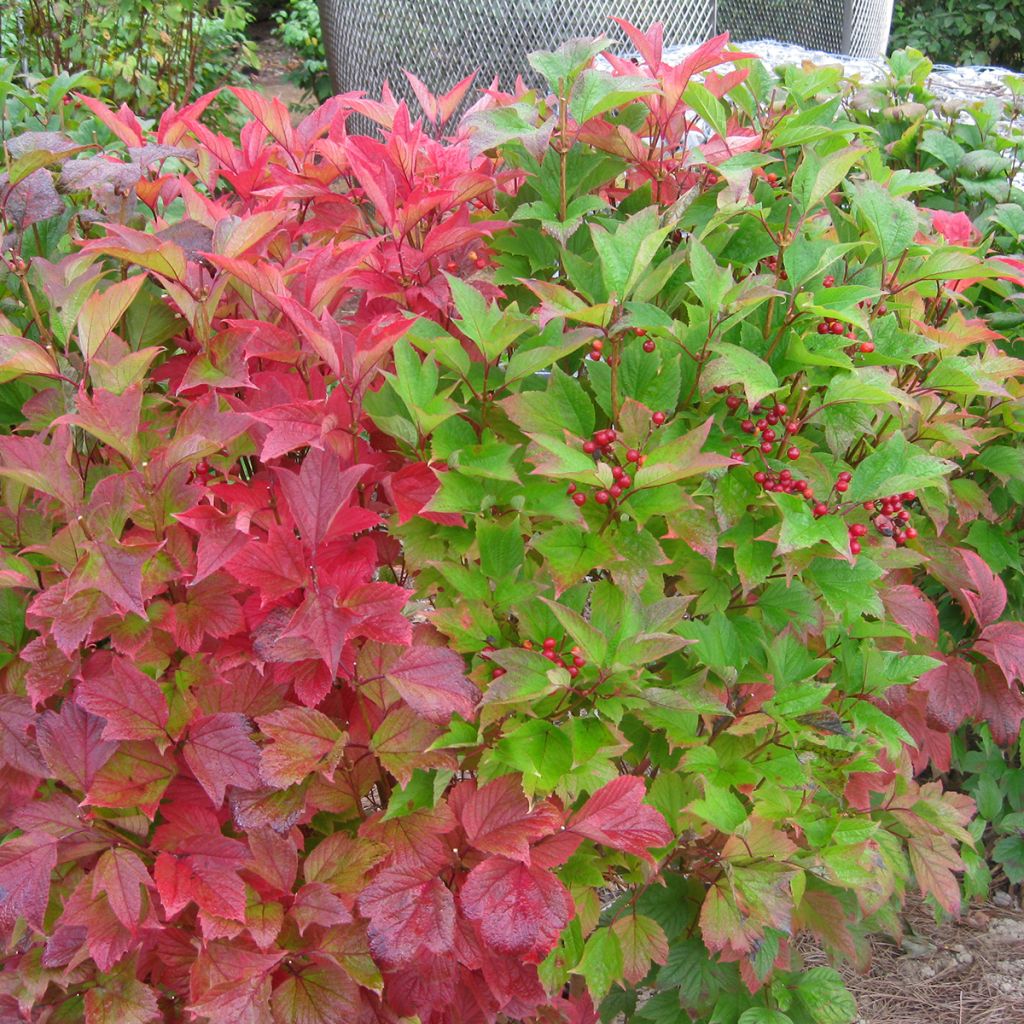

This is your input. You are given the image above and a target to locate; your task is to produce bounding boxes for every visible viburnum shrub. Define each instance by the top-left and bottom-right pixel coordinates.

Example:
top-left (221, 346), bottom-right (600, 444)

top-left (2, 20), bottom-right (1024, 1024)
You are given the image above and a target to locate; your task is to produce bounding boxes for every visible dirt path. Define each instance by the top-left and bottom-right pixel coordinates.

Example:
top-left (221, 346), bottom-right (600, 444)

top-left (247, 20), bottom-right (308, 110)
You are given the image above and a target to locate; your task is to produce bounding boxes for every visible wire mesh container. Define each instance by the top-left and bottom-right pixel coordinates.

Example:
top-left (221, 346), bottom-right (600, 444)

top-left (316, 0), bottom-right (894, 105)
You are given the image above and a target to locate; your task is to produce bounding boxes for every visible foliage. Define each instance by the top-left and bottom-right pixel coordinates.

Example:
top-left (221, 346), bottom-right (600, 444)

top-left (3, 0), bottom-right (258, 124)
top-left (890, 0), bottom-right (1024, 71)
top-left (0, 22), bottom-right (1023, 1024)
top-left (273, 0), bottom-right (332, 103)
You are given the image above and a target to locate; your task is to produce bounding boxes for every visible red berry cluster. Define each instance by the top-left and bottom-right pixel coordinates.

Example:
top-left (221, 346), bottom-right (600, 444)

top-left (586, 328), bottom-right (655, 363)
top-left (446, 248), bottom-right (492, 273)
top-left (863, 491), bottom-right (919, 546)
top-left (758, 254), bottom-right (788, 280)
top-left (193, 458), bottom-right (214, 483)
top-left (753, 468), bottom-right (814, 498)
top-left (816, 318), bottom-right (852, 338)
top-left (753, 167), bottom-right (781, 187)
top-left (571, 427), bottom-right (646, 507)
top-left (492, 637), bottom-right (587, 680)
top-left (724, 393), bottom-right (802, 460)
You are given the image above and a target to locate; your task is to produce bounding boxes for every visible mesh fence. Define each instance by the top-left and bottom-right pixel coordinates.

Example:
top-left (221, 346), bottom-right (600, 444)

top-left (317, 1), bottom-right (895, 107)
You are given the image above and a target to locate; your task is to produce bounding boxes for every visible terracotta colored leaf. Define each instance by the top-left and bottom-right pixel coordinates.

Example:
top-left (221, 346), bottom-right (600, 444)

top-left (568, 776), bottom-right (673, 859)
top-left (453, 776), bottom-right (562, 863)
top-left (0, 833), bottom-right (57, 931)
top-left (83, 958), bottom-right (161, 1024)
top-left (274, 451), bottom-right (368, 550)
top-left (86, 741), bottom-right (176, 818)
top-left (289, 882), bottom-right (353, 935)
top-left (184, 713), bottom-right (262, 807)
top-left (76, 652), bottom-right (170, 748)
top-left (91, 847), bottom-right (152, 929)
top-left (78, 275), bottom-right (147, 360)
top-left (384, 644), bottom-right (479, 724)
top-left (976, 662), bottom-right (1024, 745)
top-left (357, 866), bottom-right (456, 965)
top-left (0, 695), bottom-right (47, 776)
top-left (227, 525), bottom-right (308, 599)
top-left (154, 835), bottom-right (248, 922)
top-left (269, 958), bottom-right (361, 1024)
top-left (881, 585), bottom-right (939, 643)
top-left (171, 577), bottom-right (245, 653)
top-left (246, 827), bottom-right (299, 893)
top-left (975, 620), bottom-right (1024, 687)
top-left (958, 548), bottom-right (1007, 627)
top-left (459, 856), bottom-right (572, 961)
top-left (916, 655), bottom-right (979, 731)
top-left (37, 702), bottom-right (117, 792)
top-left (256, 706), bottom-right (346, 787)
top-left (611, 914), bottom-right (669, 985)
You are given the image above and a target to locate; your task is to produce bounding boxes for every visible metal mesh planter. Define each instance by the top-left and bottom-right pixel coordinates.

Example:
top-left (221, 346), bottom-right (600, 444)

top-left (316, 1), bottom-right (895, 106)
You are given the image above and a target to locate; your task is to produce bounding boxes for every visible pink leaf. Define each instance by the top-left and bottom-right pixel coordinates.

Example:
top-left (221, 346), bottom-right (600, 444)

top-left (882, 585), bottom-right (939, 643)
top-left (916, 655), bottom-right (980, 731)
top-left (76, 652), bottom-right (170, 748)
top-left (975, 620), bottom-right (1024, 686)
top-left (184, 713), bottom-right (262, 807)
top-left (385, 645), bottom-right (479, 724)
top-left (568, 776), bottom-right (673, 859)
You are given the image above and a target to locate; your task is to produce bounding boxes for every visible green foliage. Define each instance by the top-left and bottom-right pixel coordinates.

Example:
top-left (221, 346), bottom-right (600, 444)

top-left (2, 0), bottom-right (258, 123)
top-left (273, 0), bottom-right (332, 102)
top-left (891, 0), bottom-right (1024, 70)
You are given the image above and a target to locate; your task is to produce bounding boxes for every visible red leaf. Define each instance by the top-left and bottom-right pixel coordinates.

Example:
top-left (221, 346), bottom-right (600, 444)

top-left (184, 713), bottom-right (262, 807)
top-left (256, 706), bottom-right (345, 787)
top-left (975, 620), bottom-right (1024, 687)
top-left (881, 585), bottom-right (939, 643)
top-left (976, 662), bottom-right (1024, 745)
top-left (0, 833), bottom-right (57, 932)
top-left (289, 881), bottom-right (353, 934)
top-left (251, 401), bottom-right (327, 461)
top-left (83, 958), bottom-right (161, 1024)
top-left (356, 866), bottom-right (456, 966)
top-left (171, 577), bottom-right (245, 653)
top-left (37, 702), bottom-right (117, 791)
top-left (86, 741), bottom-right (176, 818)
top-left (274, 451), bottom-right (368, 550)
top-left (916, 655), bottom-right (980, 731)
top-left (452, 776), bottom-right (562, 864)
top-left (568, 776), bottom-right (673, 859)
top-left (91, 847), bottom-right (151, 929)
top-left (460, 857), bottom-right (572, 961)
top-left (227, 525), bottom-right (308, 599)
top-left (176, 505), bottom-right (247, 585)
top-left (70, 539), bottom-right (151, 618)
top-left (154, 835), bottom-right (248, 921)
top-left (76, 652), bottom-right (170, 748)
top-left (0, 695), bottom-right (47, 776)
top-left (270, 957), bottom-right (361, 1024)
top-left (384, 645), bottom-right (479, 724)
top-left (246, 827), bottom-right (298, 893)
top-left (388, 462), bottom-right (463, 526)
top-left (958, 548), bottom-right (1006, 627)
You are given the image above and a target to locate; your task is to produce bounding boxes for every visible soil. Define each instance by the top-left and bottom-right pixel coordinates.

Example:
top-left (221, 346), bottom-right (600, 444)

top-left (246, 20), bottom-right (309, 111)
top-left (801, 895), bottom-right (1024, 1024)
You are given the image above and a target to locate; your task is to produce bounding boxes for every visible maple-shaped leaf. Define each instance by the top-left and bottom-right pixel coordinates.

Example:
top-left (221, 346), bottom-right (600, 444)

top-left (227, 525), bottom-right (309, 600)
top-left (303, 833), bottom-right (388, 895)
top-left (269, 589), bottom-right (357, 675)
top-left (76, 652), bottom-right (170, 748)
top-left (916, 655), bottom-right (980, 731)
top-left (246, 827), bottom-right (299, 893)
top-left (256, 706), bottom-right (346, 787)
top-left (250, 400), bottom-right (328, 462)
top-left (0, 695), bottom-right (47, 776)
top-left (451, 776), bottom-right (562, 863)
top-left (188, 941), bottom-right (283, 1024)
top-left (907, 833), bottom-right (964, 915)
top-left (274, 451), bottom-right (368, 550)
top-left (86, 741), bottom-right (176, 818)
top-left (369, 705), bottom-right (455, 786)
top-left (459, 857), bottom-right (573, 961)
top-left (37, 702), bottom-right (118, 791)
top-left (184, 713), bottom-right (262, 807)
top-left (0, 833), bottom-right (57, 932)
top-left (976, 662), bottom-right (1024, 745)
top-left (83, 957), bottom-right (161, 1024)
top-left (289, 881), bottom-right (353, 934)
top-left (384, 644), bottom-right (479, 724)
top-left (359, 803), bottom-right (457, 872)
top-left (270, 957), bottom-right (361, 1024)
top-left (245, 890), bottom-right (285, 950)
top-left (0, 428), bottom-right (81, 508)
top-left (154, 835), bottom-right (248, 922)
top-left (91, 847), bottom-right (152, 930)
top-left (958, 548), bottom-right (1007, 627)
top-left (611, 914), bottom-right (669, 985)
top-left (59, 385), bottom-right (143, 462)
top-left (356, 865), bottom-right (456, 966)
top-left (568, 776), bottom-right (673, 859)
top-left (387, 461), bottom-right (463, 526)
top-left (171, 576), bottom-right (245, 653)
top-left (176, 505), bottom-right (248, 585)
top-left (881, 585), bottom-right (940, 644)
top-left (975, 620), bottom-right (1024, 687)
top-left (69, 538), bottom-right (152, 618)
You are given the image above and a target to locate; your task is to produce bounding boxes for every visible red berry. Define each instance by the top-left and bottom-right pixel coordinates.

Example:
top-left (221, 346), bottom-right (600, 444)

top-left (726, 395), bottom-right (742, 411)
top-left (823, 275), bottom-right (835, 287)
top-left (595, 490), bottom-right (611, 505)
top-left (851, 524), bottom-right (868, 537)
top-left (787, 446), bottom-right (800, 461)
top-left (760, 441), bottom-right (773, 454)
top-left (567, 666), bottom-right (579, 679)
top-left (196, 459), bottom-right (210, 476)
top-left (835, 480), bottom-right (848, 492)
top-left (838, 471), bottom-right (852, 482)
top-left (566, 483), bottom-right (577, 495)
top-left (877, 304), bottom-right (888, 315)
top-left (901, 491), bottom-right (917, 501)
top-left (572, 655), bottom-right (585, 668)
top-left (830, 321), bottom-right (844, 335)
top-left (610, 484), bottom-right (623, 498)
top-left (543, 637), bottom-right (556, 649)
top-left (592, 339), bottom-right (604, 351)
top-left (741, 419), bottom-right (756, 434)
top-left (850, 539), bottom-right (862, 555)
top-left (583, 440), bottom-right (597, 454)
top-left (572, 492), bottom-right (587, 506)
top-left (898, 509), bottom-right (910, 521)
top-left (765, 412), bottom-right (779, 425)
top-left (596, 430), bottom-right (613, 446)
top-left (813, 503), bottom-right (828, 517)
top-left (864, 501), bottom-right (875, 511)
top-left (619, 474), bottom-right (632, 488)
top-left (858, 341), bottom-right (875, 354)
top-left (786, 420), bottom-right (800, 434)
top-left (642, 340), bottom-right (656, 353)
top-left (754, 471), bottom-right (767, 484)
top-left (492, 667), bottom-right (506, 678)
top-left (626, 449), bottom-right (640, 463)
top-left (589, 349), bottom-right (602, 361)
top-left (653, 412), bottom-right (666, 426)
top-left (446, 261), bottom-right (459, 272)
top-left (817, 322), bottom-right (828, 335)
top-left (612, 465), bottom-right (624, 480)
top-left (713, 385), bottom-right (729, 394)
top-left (905, 527), bottom-right (918, 539)
top-left (762, 428), bottom-right (776, 443)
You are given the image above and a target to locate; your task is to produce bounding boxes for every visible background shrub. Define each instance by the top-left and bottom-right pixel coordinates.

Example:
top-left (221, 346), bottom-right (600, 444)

top-left (890, 0), bottom-right (1024, 69)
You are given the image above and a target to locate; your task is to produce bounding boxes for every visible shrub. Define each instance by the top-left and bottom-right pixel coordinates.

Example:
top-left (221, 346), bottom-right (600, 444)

top-left (890, 0), bottom-right (1024, 70)
top-left (1, 23), bottom-right (1024, 1024)
top-left (3, 0), bottom-right (258, 124)
top-left (272, 0), bottom-right (332, 103)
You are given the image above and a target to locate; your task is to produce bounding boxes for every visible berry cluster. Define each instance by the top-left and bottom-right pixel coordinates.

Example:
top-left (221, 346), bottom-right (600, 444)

top-left (571, 425), bottom-right (652, 507)
top-left (445, 247), bottom-right (492, 273)
top-left (722, 393), bottom-right (802, 460)
top-left (752, 167), bottom-right (781, 187)
top-left (586, 328), bottom-right (655, 363)
top-left (758, 254), bottom-right (788, 280)
top-left (753, 468), bottom-right (814, 497)
top-left (863, 491), bottom-right (919, 546)
top-left (491, 637), bottom-right (587, 680)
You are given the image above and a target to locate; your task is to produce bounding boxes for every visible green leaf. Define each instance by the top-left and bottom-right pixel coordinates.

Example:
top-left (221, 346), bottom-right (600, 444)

top-left (577, 927), bottom-right (624, 1000)
top-left (590, 208), bottom-right (673, 300)
top-left (843, 432), bottom-right (955, 503)
top-left (477, 521), bottom-right (525, 581)
top-left (503, 367), bottom-right (596, 439)
top-left (810, 557), bottom-right (884, 622)
top-left (771, 493), bottom-right (851, 557)
top-left (738, 1010), bottom-right (794, 1024)
top-left (528, 37), bottom-right (609, 92)
top-left (791, 145), bottom-right (866, 214)
top-left (493, 719), bottom-right (573, 796)
top-left (795, 967), bottom-right (858, 1024)
top-left (850, 181), bottom-right (920, 261)
top-left (570, 70), bottom-right (656, 124)
top-left (703, 341), bottom-right (779, 406)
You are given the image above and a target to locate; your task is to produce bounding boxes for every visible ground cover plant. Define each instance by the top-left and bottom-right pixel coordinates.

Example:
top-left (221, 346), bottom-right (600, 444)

top-left (1, 21), bottom-right (1024, 1024)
